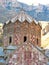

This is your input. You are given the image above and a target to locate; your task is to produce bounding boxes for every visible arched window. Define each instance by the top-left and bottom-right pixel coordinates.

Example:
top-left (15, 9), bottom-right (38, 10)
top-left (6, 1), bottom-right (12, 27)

top-left (24, 36), bottom-right (27, 42)
top-left (9, 36), bottom-right (12, 44)
top-left (37, 38), bottom-right (38, 45)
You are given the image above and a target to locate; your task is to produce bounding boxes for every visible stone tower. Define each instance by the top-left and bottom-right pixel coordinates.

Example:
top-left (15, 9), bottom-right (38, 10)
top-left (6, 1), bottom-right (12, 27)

top-left (3, 10), bottom-right (41, 47)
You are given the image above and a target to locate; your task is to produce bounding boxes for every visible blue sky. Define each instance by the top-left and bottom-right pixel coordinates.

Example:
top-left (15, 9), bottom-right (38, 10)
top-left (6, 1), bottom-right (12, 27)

top-left (18, 0), bottom-right (49, 5)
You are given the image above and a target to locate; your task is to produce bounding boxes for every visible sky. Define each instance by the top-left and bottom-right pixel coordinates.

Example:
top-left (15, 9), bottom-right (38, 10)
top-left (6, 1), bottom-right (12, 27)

top-left (18, 0), bottom-right (49, 5)
top-left (0, 0), bottom-right (49, 6)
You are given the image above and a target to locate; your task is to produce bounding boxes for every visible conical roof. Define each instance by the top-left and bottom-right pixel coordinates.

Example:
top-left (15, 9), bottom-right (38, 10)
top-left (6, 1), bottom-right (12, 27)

top-left (11, 10), bottom-right (33, 23)
top-left (6, 10), bottom-right (37, 24)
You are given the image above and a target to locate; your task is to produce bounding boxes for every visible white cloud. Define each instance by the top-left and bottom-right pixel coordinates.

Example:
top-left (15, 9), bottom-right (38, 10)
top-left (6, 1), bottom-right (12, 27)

top-left (18, 0), bottom-right (49, 5)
